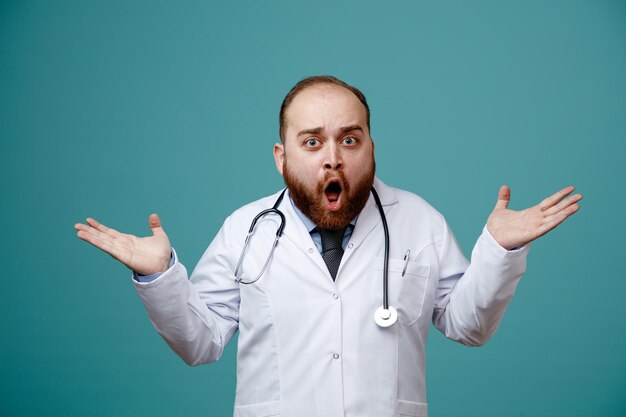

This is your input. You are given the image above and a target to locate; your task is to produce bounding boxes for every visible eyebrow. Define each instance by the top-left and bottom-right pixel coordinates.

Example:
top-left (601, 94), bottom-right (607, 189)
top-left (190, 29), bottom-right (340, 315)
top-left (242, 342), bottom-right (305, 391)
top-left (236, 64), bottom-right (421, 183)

top-left (296, 125), bottom-right (363, 137)
top-left (340, 125), bottom-right (363, 133)
top-left (297, 127), bottom-right (323, 137)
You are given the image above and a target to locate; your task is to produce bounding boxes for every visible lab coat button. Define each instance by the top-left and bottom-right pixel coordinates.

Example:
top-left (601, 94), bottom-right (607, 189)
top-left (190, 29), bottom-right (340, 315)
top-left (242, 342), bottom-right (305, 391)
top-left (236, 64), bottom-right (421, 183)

top-left (332, 293), bottom-right (339, 300)
top-left (348, 243), bottom-right (354, 249)
top-left (333, 353), bottom-right (340, 359)
top-left (308, 248), bottom-right (314, 254)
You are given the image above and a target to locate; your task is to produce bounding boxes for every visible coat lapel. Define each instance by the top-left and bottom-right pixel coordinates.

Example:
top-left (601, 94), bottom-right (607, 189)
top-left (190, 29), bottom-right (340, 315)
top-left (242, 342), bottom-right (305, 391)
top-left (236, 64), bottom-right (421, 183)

top-left (278, 190), bottom-right (331, 278)
top-left (338, 177), bottom-right (398, 276)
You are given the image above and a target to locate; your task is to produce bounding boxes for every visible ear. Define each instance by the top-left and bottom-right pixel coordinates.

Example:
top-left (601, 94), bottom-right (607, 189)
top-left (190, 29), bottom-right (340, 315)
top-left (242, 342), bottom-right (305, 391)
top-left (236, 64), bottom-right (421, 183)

top-left (273, 142), bottom-right (285, 176)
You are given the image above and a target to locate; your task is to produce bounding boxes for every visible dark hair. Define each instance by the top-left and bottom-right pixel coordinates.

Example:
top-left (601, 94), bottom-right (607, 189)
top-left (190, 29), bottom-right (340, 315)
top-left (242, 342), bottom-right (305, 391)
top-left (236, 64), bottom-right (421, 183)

top-left (279, 75), bottom-right (370, 142)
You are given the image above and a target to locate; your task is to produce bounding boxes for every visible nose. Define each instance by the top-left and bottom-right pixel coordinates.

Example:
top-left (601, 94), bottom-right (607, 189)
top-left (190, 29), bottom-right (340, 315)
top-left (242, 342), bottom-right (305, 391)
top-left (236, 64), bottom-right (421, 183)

top-left (324, 142), bottom-right (343, 171)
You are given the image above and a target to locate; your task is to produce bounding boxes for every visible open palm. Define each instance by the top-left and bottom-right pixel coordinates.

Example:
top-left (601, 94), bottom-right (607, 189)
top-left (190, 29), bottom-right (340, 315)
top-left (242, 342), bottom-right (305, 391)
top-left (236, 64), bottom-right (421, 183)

top-left (74, 214), bottom-right (171, 276)
top-left (487, 185), bottom-right (582, 250)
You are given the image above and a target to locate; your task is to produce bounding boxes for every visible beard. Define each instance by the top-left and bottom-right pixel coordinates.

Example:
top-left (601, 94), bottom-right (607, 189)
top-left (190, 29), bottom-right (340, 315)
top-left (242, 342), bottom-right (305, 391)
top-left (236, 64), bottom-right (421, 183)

top-left (283, 159), bottom-right (376, 230)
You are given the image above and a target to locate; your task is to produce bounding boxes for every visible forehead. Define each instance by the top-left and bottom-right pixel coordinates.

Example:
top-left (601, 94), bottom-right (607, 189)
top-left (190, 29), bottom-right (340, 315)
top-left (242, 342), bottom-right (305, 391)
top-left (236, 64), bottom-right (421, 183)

top-left (284, 84), bottom-right (368, 137)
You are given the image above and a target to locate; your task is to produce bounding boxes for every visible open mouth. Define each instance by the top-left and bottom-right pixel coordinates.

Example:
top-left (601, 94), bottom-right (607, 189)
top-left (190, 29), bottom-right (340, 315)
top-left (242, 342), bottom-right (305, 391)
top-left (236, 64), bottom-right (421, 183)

top-left (324, 178), bottom-right (343, 211)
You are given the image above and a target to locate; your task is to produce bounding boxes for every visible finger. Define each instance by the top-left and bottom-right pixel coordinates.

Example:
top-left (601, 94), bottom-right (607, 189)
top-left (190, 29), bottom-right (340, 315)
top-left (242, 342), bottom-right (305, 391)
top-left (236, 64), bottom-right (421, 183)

top-left (74, 222), bottom-right (102, 237)
top-left (538, 186), bottom-right (575, 211)
top-left (74, 222), bottom-right (87, 231)
top-left (75, 222), bottom-right (116, 246)
top-left (495, 185), bottom-right (511, 210)
top-left (149, 213), bottom-right (167, 237)
top-left (543, 193), bottom-right (583, 217)
top-left (541, 203), bottom-right (581, 232)
top-left (86, 217), bottom-right (121, 238)
top-left (76, 229), bottom-right (123, 259)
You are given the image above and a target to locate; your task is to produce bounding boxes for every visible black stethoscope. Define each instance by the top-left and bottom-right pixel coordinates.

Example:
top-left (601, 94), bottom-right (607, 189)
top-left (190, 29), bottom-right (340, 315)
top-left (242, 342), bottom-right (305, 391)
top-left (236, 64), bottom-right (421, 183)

top-left (233, 187), bottom-right (397, 328)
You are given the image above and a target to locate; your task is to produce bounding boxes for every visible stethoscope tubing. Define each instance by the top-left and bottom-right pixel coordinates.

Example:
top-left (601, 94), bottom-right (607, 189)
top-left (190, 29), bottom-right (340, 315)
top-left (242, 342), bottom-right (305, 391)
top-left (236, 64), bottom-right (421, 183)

top-left (234, 186), bottom-right (394, 326)
top-left (234, 189), bottom-right (287, 284)
top-left (370, 187), bottom-right (390, 311)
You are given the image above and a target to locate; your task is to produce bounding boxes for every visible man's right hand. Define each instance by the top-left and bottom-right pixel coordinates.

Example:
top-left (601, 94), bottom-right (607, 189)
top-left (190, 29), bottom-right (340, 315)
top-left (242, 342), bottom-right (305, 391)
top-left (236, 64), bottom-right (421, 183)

top-left (74, 214), bottom-right (172, 276)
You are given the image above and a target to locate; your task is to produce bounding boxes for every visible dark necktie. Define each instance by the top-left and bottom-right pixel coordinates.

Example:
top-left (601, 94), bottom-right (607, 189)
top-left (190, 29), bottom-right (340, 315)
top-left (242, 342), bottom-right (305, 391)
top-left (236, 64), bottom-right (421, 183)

top-left (317, 227), bottom-right (346, 280)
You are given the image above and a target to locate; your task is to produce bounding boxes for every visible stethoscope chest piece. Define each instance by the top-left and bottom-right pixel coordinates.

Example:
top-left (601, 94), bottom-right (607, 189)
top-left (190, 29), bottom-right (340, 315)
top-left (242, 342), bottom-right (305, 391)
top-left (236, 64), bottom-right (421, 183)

top-left (374, 306), bottom-right (398, 328)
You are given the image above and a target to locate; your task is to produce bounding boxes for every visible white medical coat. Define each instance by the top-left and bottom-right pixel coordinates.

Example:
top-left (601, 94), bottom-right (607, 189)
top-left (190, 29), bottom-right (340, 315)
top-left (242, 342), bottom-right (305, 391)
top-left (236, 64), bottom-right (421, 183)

top-left (134, 178), bottom-right (529, 417)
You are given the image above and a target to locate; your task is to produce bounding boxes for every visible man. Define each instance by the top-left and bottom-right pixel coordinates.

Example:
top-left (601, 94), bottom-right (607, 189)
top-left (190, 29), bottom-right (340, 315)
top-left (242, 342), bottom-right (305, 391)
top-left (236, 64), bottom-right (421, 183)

top-left (75, 76), bottom-right (582, 417)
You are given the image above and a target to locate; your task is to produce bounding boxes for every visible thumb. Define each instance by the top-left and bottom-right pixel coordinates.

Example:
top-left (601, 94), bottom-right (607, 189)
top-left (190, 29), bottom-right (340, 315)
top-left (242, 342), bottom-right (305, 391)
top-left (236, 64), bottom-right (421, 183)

top-left (495, 185), bottom-right (511, 210)
top-left (148, 213), bottom-right (167, 237)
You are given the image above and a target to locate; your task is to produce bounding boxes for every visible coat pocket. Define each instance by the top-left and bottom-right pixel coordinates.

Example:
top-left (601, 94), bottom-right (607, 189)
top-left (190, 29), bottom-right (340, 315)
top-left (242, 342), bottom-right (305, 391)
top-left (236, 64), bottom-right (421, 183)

top-left (234, 400), bottom-right (281, 417)
top-left (373, 257), bottom-right (430, 325)
top-left (395, 399), bottom-right (428, 416)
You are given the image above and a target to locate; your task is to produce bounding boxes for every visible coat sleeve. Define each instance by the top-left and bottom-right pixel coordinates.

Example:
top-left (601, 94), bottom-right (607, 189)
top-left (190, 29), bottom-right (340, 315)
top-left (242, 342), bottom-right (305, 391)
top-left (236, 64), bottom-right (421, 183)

top-left (432, 219), bottom-right (529, 346)
top-left (132, 216), bottom-right (240, 366)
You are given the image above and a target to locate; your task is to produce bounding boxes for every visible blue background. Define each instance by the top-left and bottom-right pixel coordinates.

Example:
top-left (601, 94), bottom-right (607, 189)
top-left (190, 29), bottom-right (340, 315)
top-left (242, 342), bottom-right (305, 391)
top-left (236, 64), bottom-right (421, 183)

top-left (1, 1), bottom-right (625, 416)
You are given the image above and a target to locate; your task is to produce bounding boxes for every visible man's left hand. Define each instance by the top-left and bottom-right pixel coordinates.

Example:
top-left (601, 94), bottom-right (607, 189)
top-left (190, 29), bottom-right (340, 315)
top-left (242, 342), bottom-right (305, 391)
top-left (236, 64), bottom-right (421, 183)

top-left (487, 185), bottom-right (582, 250)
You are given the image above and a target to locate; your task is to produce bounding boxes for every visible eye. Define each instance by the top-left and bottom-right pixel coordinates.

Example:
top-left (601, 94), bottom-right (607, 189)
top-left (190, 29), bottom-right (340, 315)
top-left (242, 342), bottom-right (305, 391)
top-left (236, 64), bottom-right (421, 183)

top-left (342, 136), bottom-right (357, 145)
top-left (305, 138), bottom-right (320, 148)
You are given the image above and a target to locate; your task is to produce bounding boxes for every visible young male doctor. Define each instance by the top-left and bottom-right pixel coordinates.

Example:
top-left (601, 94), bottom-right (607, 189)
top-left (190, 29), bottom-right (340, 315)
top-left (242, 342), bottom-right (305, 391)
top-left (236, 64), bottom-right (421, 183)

top-left (75, 76), bottom-right (582, 417)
